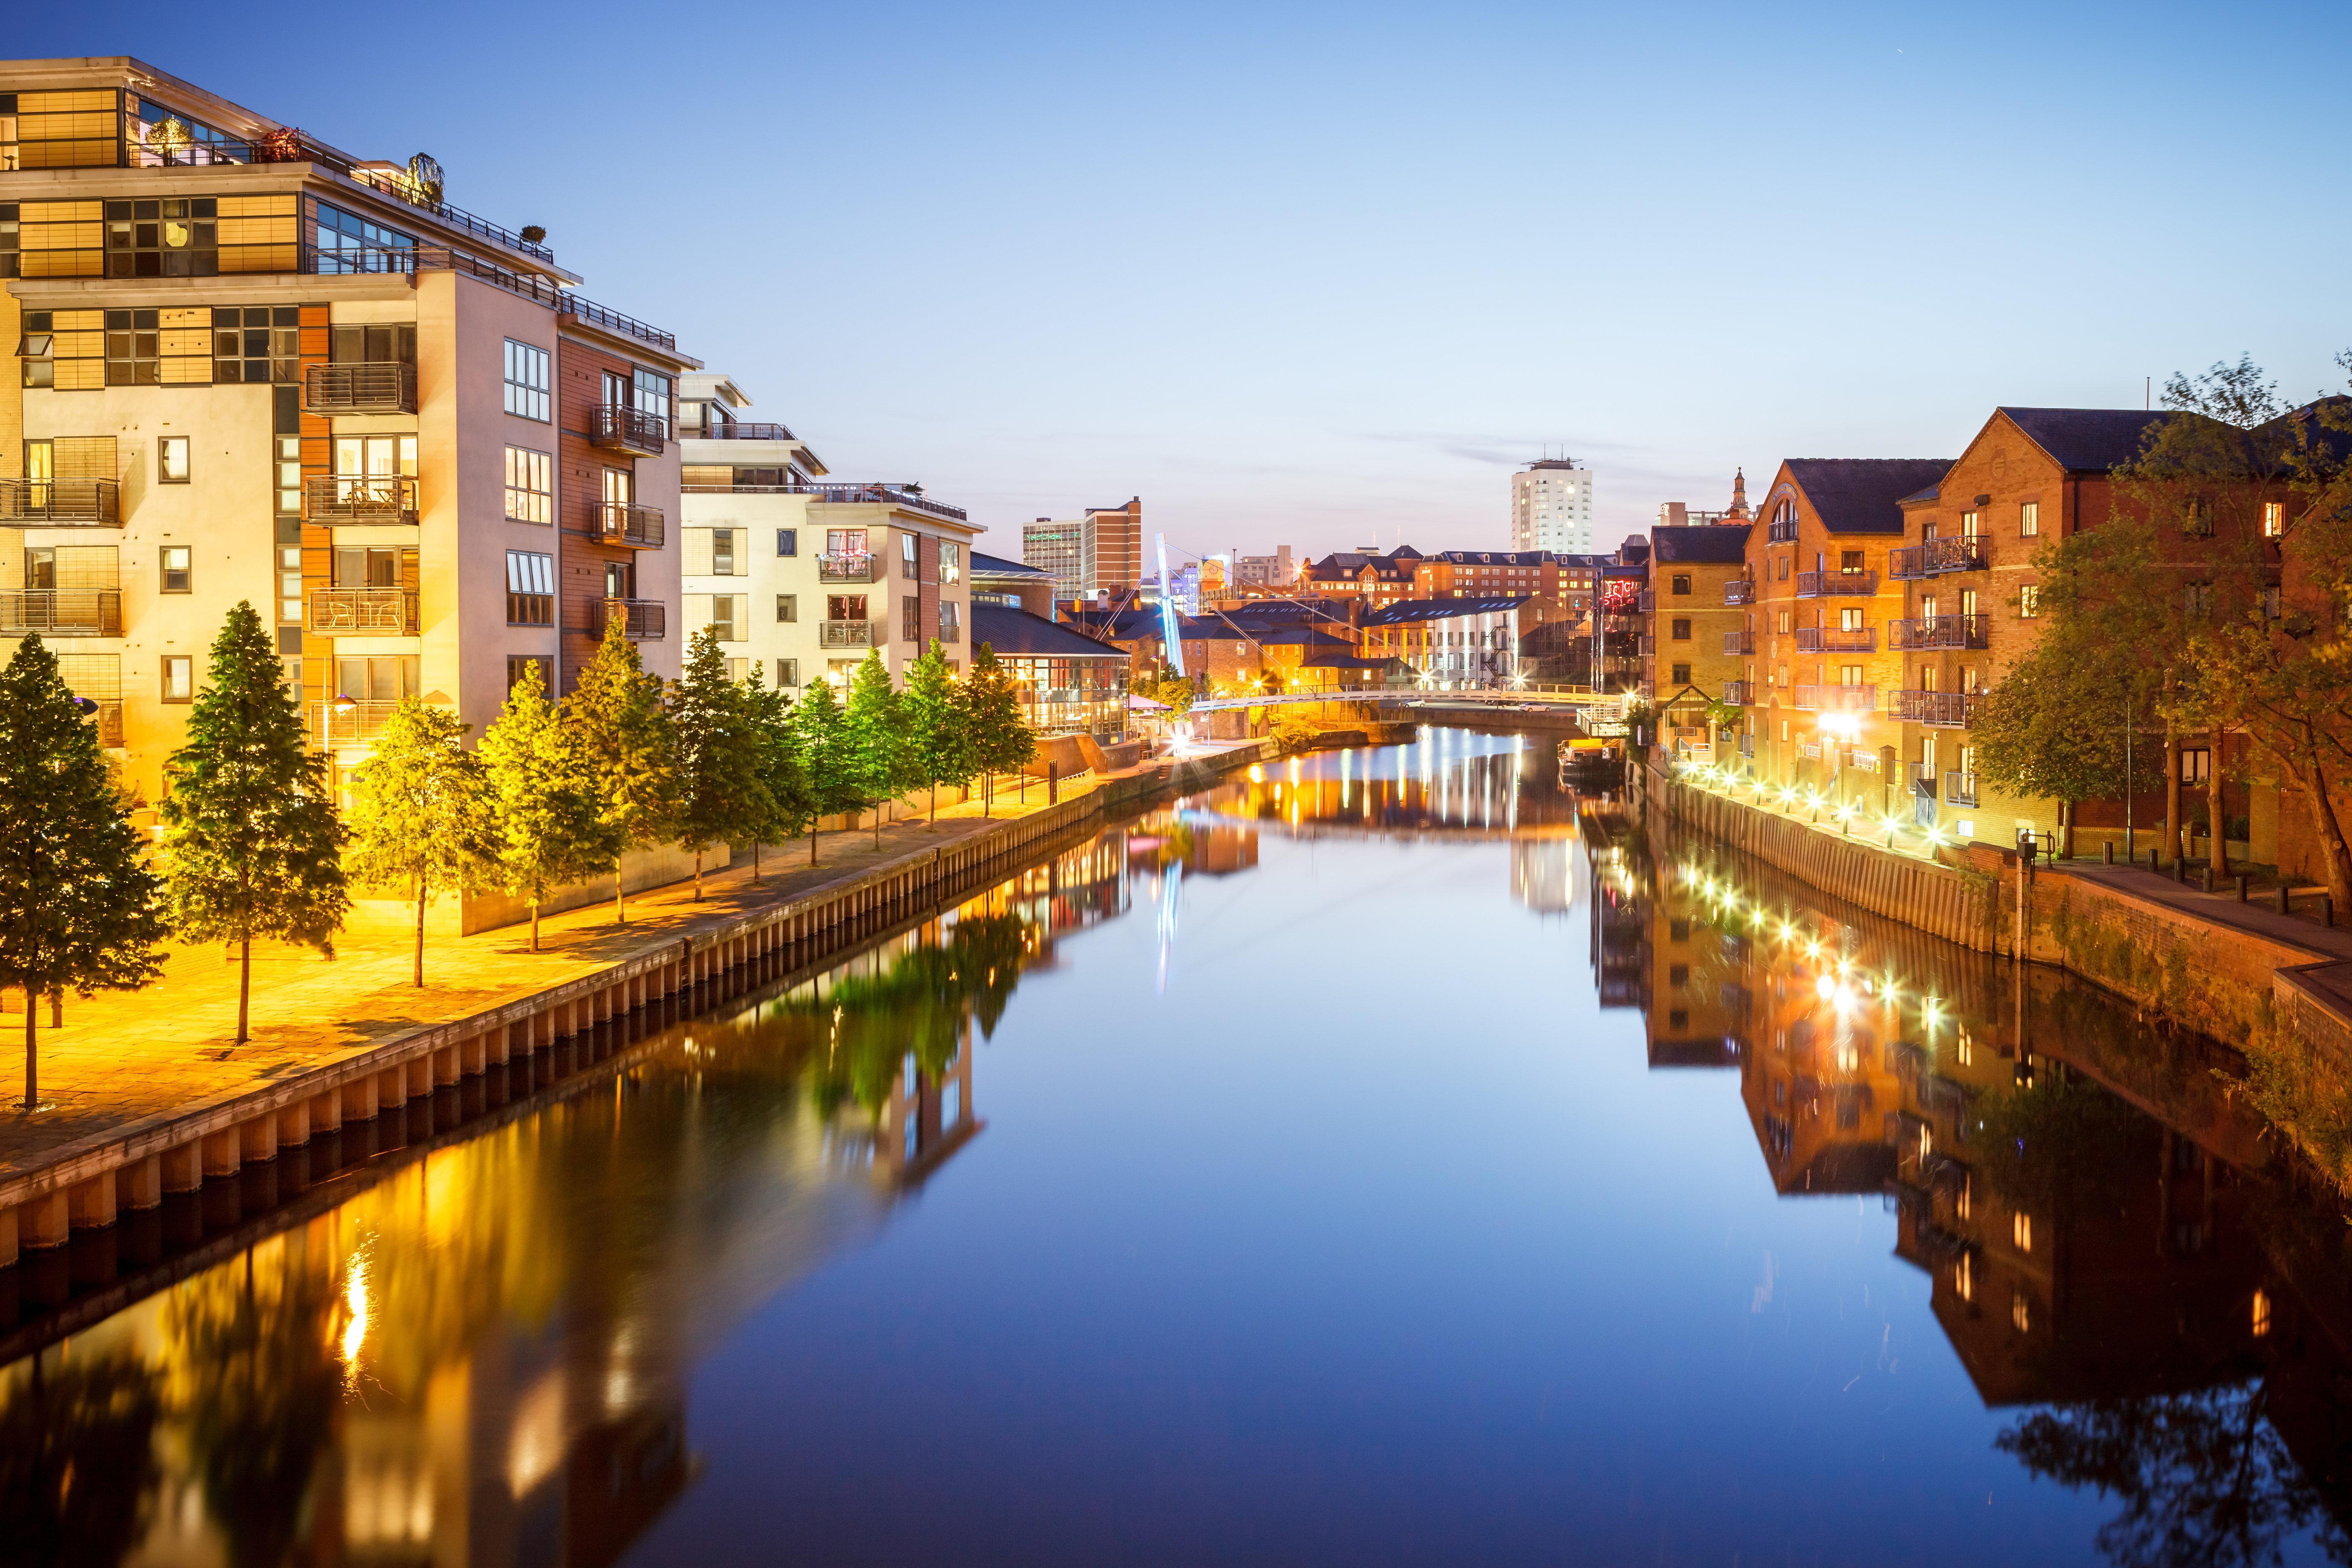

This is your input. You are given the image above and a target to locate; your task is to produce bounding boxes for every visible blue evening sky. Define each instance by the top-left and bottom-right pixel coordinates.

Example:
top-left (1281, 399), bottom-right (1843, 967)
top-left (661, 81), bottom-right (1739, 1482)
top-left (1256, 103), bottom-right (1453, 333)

top-left (26, 3), bottom-right (2352, 562)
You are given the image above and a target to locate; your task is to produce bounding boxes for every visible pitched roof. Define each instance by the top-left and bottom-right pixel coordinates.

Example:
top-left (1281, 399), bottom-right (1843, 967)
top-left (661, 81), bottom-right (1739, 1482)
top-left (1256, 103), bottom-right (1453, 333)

top-left (972, 606), bottom-right (1133, 658)
top-left (1997, 408), bottom-right (2167, 474)
top-left (1784, 459), bottom-right (1955, 534)
top-left (971, 551), bottom-right (1051, 579)
top-left (1649, 523), bottom-right (1753, 564)
top-left (1362, 596), bottom-right (1537, 625)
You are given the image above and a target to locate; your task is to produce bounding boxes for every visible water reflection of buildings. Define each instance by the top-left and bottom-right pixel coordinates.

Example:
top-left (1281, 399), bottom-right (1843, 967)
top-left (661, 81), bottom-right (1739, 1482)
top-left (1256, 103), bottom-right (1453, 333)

top-left (1589, 827), bottom-right (2352, 1554)
top-left (0, 832), bottom-right (1139, 1568)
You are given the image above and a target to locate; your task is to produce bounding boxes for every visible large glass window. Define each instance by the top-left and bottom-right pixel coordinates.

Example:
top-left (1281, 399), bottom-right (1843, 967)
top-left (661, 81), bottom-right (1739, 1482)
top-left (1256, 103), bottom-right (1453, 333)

top-left (313, 201), bottom-right (415, 273)
top-left (105, 197), bottom-right (218, 277)
top-left (215, 306), bottom-right (298, 384)
top-left (503, 339), bottom-right (549, 421)
top-left (632, 366), bottom-right (671, 426)
top-left (507, 550), bottom-right (554, 626)
top-left (504, 446), bottom-right (552, 523)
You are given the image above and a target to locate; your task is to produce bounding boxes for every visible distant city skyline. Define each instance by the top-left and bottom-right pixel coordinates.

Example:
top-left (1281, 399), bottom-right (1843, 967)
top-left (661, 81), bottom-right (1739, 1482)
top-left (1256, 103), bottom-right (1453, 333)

top-left (23, 2), bottom-right (2349, 565)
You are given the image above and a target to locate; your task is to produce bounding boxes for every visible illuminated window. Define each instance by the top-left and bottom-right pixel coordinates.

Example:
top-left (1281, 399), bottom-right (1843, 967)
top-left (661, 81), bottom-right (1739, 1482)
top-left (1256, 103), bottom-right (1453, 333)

top-left (503, 446), bottom-right (552, 523)
top-left (2253, 1289), bottom-right (2272, 1337)
top-left (2020, 500), bottom-right (2040, 537)
top-left (159, 545), bottom-right (191, 593)
top-left (2264, 501), bottom-right (2284, 538)
top-left (2011, 1291), bottom-right (2031, 1333)
top-left (158, 435), bottom-right (189, 482)
top-left (160, 654), bottom-right (193, 703)
top-left (505, 550), bottom-right (553, 626)
top-left (1955, 1253), bottom-right (1973, 1302)
top-left (2012, 1211), bottom-right (2032, 1253)
top-left (503, 339), bottom-right (550, 421)
top-left (2018, 585), bottom-right (2040, 618)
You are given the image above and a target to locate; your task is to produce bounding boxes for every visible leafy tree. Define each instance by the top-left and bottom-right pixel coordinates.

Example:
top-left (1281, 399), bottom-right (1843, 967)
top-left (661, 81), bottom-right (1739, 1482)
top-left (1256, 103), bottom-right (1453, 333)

top-left (669, 627), bottom-right (774, 899)
top-left (1971, 638), bottom-right (2134, 857)
top-left (792, 673), bottom-right (860, 864)
top-left (160, 602), bottom-right (349, 1044)
top-left (903, 639), bottom-right (972, 823)
top-left (477, 659), bottom-right (614, 952)
top-left (964, 643), bottom-right (1038, 817)
top-left (741, 664), bottom-right (813, 881)
top-left (842, 649), bottom-right (914, 846)
top-left (1153, 676), bottom-right (1197, 716)
top-left (0, 636), bottom-right (168, 1108)
top-left (563, 615), bottom-right (678, 923)
top-left (348, 698), bottom-right (496, 986)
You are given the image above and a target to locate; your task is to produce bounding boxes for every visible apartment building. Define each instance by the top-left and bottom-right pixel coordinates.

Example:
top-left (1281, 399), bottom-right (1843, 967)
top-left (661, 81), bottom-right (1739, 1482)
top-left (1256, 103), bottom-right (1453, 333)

top-left (1298, 546), bottom-right (1423, 605)
top-left (678, 372), bottom-right (977, 689)
top-left (1511, 457), bottom-right (1594, 553)
top-left (0, 57), bottom-right (696, 807)
top-left (1644, 524), bottom-right (1754, 763)
top-left (1412, 549), bottom-right (1605, 616)
top-left (1233, 545), bottom-right (1293, 588)
top-left (1359, 595), bottom-right (1546, 688)
top-left (1022, 497), bottom-right (1142, 601)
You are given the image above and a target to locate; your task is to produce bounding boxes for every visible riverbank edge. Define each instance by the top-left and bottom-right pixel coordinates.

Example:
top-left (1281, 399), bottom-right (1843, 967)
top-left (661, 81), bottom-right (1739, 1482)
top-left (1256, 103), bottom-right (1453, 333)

top-left (0, 737), bottom-right (1287, 1264)
top-left (1644, 757), bottom-right (2352, 1186)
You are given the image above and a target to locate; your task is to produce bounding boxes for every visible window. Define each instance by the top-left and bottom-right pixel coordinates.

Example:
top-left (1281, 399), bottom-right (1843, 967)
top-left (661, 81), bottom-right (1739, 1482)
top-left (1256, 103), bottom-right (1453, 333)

top-left (275, 435), bottom-right (302, 517)
top-left (605, 560), bottom-right (634, 600)
top-left (2184, 582), bottom-right (2213, 618)
top-left (711, 594), bottom-right (744, 642)
top-left (2181, 747), bottom-right (2210, 784)
top-left (776, 658), bottom-right (799, 688)
top-left (902, 533), bottom-right (919, 580)
top-left (2020, 501), bottom-right (2039, 538)
top-left (503, 339), bottom-right (550, 421)
top-left (2018, 585), bottom-right (2039, 618)
top-left (1961, 510), bottom-right (1980, 538)
top-left (158, 435), bottom-right (189, 483)
top-left (106, 308), bottom-right (160, 384)
top-left (939, 598), bottom-right (960, 643)
top-left (279, 544), bottom-right (302, 627)
top-left (776, 527), bottom-right (798, 557)
top-left (711, 528), bottom-right (737, 577)
top-left (1776, 610), bottom-right (1791, 635)
top-left (160, 655), bottom-right (193, 703)
top-left (214, 306), bottom-right (298, 384)
top-left (1671, 573), bottom-right (1691, 595)
top-left (506, 655), bottom-right (547, 694)
top-left (159, 545), bottom-right (190, 593)
top-left (506, 550), bottom-right (554, 626)
top-left (314, 201), bottom-right (414, 271)
top-left (940, 541), bottom-right (961, 585)
top-left (1840, 606), bottom-right (1863, 632)
top-left (504, 446), bottom-right (552, 523)
top-left (1839, 550), bottom-right (1864, 573)
top-left (632, 366), bottom-right (672, 428)
top-left (2265, 500), bottom-right (2285, 538)
top-left (1840, 664), bottom-right (1864, 686)
top-left (1670, 618), bottom-right (1691, 641)
top-left (776, 594), bottom-right (797, 623)
top-left (903, 594), bottom-right (922, 642)
top-left (1670, 662), bottom-right (1691, 684)
top-left (2012, 1212), bottom-right (2033, 1253)
top-left (1777, 555), bottom-right (1790, 580)
top-left (828, 594), bottom-right (867, 622)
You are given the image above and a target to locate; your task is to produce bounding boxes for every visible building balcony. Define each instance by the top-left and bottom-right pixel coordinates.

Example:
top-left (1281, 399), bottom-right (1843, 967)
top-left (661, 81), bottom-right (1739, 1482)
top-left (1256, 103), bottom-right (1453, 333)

top-left (1888, 614), bottom-right (1989, 651)
top-left (0, 589), bottom-right (121, 637)
top-left (819, 552), bottom-right (879, 583)
top-left (1795, 626), bottom-right (1876, 653)
top-left (1767, 518), bottom-right (1798, 544)
top-left (305, 475), bottom-right (419, 525)
top-left (1898, 536), bottom-right (1991, 575)
top-left (1636, 590), bottom-right (1656, 613)
top-left (1946, 770), bottom-right (1979, 808)
top-left (1637, 634), bottom-right (1655, 656)
top-left (302, 362), bottom-right (417, 415)
top-left (596, 502), bottom-right (666, 550)
top-left (313, 699), bottom-right (402, 748)
top-left (1723, 631), bottom-right (1754, 656)
top-left (797, 482), bottom-right (970, 525)
top-left (821, 618), bottom-right (879, 648)
top-left (589, 405), bottom-right (669, 456)
top-left (1795, 569), bottom-right (1878, 597)
top-left (691, 421), bottom-right (798, 441)
top-left (0, 478), bottom-right (120, 527)
top-left (591, 598), bottom-right (665, 640)
top-left (306, 587), bottom-right (418, 636)
top-left (1790, 684), bottom-right (1877, 713)
top-left (1723, 580), bottom-right (1755, 606)
top-left (1888, 689), bottom-right (1978, 727)
top-left (1723, 680), bottom-right (1752, 705)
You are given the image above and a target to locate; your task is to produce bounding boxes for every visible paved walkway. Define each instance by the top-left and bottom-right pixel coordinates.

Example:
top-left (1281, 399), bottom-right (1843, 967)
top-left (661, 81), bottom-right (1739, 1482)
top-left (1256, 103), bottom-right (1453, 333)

top-left (0, 774), bottom-right (1105, 1179)
top-left (2059, 860), bottom-right (2352, 960)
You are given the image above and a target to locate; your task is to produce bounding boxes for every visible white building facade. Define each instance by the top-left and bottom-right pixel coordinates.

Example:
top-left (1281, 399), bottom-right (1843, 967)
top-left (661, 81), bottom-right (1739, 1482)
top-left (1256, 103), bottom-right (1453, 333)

top-left (1511, 459), bottom-right (1594, 554)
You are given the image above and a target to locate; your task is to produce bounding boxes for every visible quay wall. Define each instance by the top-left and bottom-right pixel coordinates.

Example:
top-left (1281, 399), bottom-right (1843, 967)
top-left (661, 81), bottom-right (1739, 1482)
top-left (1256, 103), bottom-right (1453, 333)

top-left (0, 739), bottom-right (1283, 1270)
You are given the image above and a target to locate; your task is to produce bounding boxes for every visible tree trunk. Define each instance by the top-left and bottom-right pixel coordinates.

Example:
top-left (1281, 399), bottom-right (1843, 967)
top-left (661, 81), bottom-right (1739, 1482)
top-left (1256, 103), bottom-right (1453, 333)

top-left (2060, 799), bottom-right (2076, 860)
top-left (237, 936), bottom-right (253, 1044)
top-left (694, 849), bottom-right (704, 902)
top-left (753, 842), bottom-right (761, 883)
top-left (810, 825), bottom-right (819, 865)
top-left (615, 868), bottom-right (626, 925)
top-left (874, 807), bottom-right (882, 848)
top-left (22, 992), bottom-right (35, 1111)
top-left (48, 988), bottom-right (60, 1029)
top-left (530, 899), bottom-right (541, 954)
top-left (2164, 729), bottom-right (2182, 865)
top-left (929, 784), bottom-right (937, 825)
top-left (2209, 727), bottom-right (2228, 876)
top-left (413, 882), bottom-right (426, 988)
top-left (2288, 754), bottom-right (2352, 910)
top-left (982, 772), bottom-right (991, 819)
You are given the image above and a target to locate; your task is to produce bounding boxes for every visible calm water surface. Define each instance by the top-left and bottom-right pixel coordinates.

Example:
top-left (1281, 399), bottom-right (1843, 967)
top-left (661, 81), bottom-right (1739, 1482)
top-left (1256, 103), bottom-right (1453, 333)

top-left (5, 728), bottom-right (2350, 1566)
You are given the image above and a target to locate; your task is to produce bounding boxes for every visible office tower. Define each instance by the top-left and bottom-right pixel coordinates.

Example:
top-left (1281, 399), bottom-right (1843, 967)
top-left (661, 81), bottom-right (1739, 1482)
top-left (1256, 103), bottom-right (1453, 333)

top-left (1512, 458), bottom-right (1594, 553)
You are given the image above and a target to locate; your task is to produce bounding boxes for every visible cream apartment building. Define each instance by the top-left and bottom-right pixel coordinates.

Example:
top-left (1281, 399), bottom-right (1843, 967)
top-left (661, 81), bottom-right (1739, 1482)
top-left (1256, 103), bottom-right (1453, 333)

top-left (0, 57), bottom-right (696, 811)
top-left (679, 373), bottom-right (977, 689)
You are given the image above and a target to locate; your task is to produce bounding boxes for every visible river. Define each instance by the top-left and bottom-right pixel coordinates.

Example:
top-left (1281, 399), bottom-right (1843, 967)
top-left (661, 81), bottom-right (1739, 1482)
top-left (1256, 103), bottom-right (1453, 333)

top-left (3, 728), bottom-right (2348, 1567)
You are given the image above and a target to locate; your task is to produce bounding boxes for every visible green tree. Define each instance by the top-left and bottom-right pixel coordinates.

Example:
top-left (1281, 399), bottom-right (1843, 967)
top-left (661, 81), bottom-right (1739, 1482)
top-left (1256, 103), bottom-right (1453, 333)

top-left (964, 643), bottom-right (1038, 817)
top-left (348, 698), bottom-right (496, 987)
top-left (160, 603), bottom-right (349, 1044)
top-left (0, 636), bottom-right (168, 1109)
top-left (1970, 638), bottom-right (2134, 858)
top-left (842, 649), bottom-right (914, 846)
top-left (563, 616), bottom-right (678, 923)
top-left (670, 627), bottom-right (775, 899)
top-left (903, 639), bottom-right (972, 824)
top-left (793, 673), bottom-right (861, 865)
top-left (477, 659), bottom-right (614, 952)
top-left (742, 665), bottom-right (812, 880)
top-left (1153, 676), bottom-right (1196, 716)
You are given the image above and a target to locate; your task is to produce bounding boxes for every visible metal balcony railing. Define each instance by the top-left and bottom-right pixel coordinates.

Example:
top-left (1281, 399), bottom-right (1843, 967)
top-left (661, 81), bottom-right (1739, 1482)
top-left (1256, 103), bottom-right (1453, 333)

top-left (821, 619), bottom-right (879, 648)
top-left (306, 587), bottom-right (418, 635)
top-left (589, 405), bottom-right (669, 454)
top-left (591, 598), bottom-right (665, 640)
top-left (1795, 626), bottom-right (1876, 653)
top-left (1790, 684), bottom-right (1877, 713)
top-left (1723, 579), bottom-right (1755, 606)
top-left (1767, 518), bottom-right (1798, 544)
top-left (1892, 537), bottom-right (1992, 580)
top-left (1888, 690), bottom-right (1978, 727)
top-left (0, 478), bottom-right (120, 526)
top-left (313, 699), bottom-right (403, 747)
top-left (1723, 680), bottom-right (1752, 705)
top-left (0, 589), bottom-right (121, 636)
top-left (596, 503), bottom-right (665, 550)
top-left (1945, 771), bottom-right (1979, 807)
top-left (819, 552), bottom-right (879, 583)
top-left (1723, 631), bottom-right (1754, 655)
top-left (691, 420), bottom-right (798, 441)
top-left (1795, 569), bottom-right (1878, 597)
top-left (305, 475), bottom-right (419, 525)
top-left (303, 362), bottom-right (417, 415)
top-left (794, 483), bottom-right (971, 524)
top-left (1888, 614), bottom-right (1989, 651)
top-left (1636, 590), bottom-right (1656, 613)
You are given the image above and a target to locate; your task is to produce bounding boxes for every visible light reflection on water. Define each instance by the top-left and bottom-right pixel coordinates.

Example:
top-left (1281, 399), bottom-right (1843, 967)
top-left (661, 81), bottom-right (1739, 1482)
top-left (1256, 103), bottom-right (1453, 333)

top-left (1, 729), bottom-right (2347, 1567)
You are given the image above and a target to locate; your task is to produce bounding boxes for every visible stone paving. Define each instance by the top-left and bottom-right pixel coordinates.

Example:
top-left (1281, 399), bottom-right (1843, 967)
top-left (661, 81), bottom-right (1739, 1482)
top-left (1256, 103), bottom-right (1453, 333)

top-left (0, 777), bottom-right (1100, 1179)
